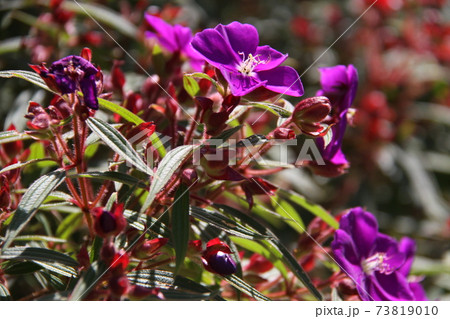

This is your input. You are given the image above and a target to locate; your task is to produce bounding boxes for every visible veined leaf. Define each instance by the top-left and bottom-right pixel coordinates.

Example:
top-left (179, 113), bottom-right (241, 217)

top-left (0, 70), bottom-right (53, 93)
top-left (183, 75), bottom-right (200, 97)
top-left (172, 184), bottom-right (190, 273)
top-left (68, 171), bottom-right (147, 188)
top-left (56, 213), bottom-right (83, 239)
top-left (190, 206), bottom-right (267, 240)
top-left (214, 203), bottom-right (323, 300)
top-left (123, 210), bottom-right (171, 237)
top-left (69, 261), bottom-right (107, 301)
top-left (206, 125), bottom-right (243, 147)
top-left (0, 158), bottom-right (57, 175)
top-left (185, 72), bottom-right (223, 95)
top-left (249, 101), bottom-right (292, 118)
top-left (278, 189), bottom-right (338, 229)
top-left (87, 117), bottom-right (152, 175)
top-left (2, 169), bottom-right (66, 249)
top-left (270, 195), bottom-right (305, 234)
top-left (33, 261), bottom-right (78, 277)
top-left (0, 130), bottom-right (32, 144)
top-left (97, 98), bottom-right (143, 125)
top-left (0, 247), bottom-right (78, 267)
top-left (140, 145), bottom-right (196, 213)
top-left (223, 274), bottom-right (271, 301)
top-left (0, 283), bottom-right (11, 301)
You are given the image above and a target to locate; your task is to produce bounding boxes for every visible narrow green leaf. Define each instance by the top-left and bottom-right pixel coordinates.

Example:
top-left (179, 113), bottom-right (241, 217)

top-left (223, 274), bottom-right (271, 301)
top-left (56, 213), bottom-right (83, 239)
top-left (0, 130), bottom-right (32, 144)
top-left (10, 235), bottom-right (66, 243)
top-left (68, 171), bottom-right (147, 188)
top-left (206, 125), bottom-right (243, 146)
top-left (140, 145), bottom-right (196, 213)
top-left (278, 189), bottom-right (338, 229)
top-left (3, 169), bottom-right (66, 249)
top-left (190, 206), bottom-right (267, 240)
top-left (3, 261), bottom-right (43, 275)
top-left (0, 70), bottom-right (54, 93)
top-left (0, 283), bottom-right (11, 301)
top-left (123, 210), bottom-right (171, 237)
top-left (90, 236), bottom-right (104, 264)
top-left (270, 195), bottom-right (305, 234)
top-left (183, 75), bottom-right (200, 97)
top-left (214, 203), bottom-right (323, 300)
top-left (86, 117), bottom-right (152, 175)
top-left (186, 72), bottom-right (223, 95)
top-left (0, 247), bottom-right (78, 267)
top-left (171, 184), bottom-right (190, 273)
top-left (0, 158), bottom-right (57, 175)
top-left (69, 261), bottom-right (107, 301)
top-left (62, 1), bottom-right (137, 38)
top-left (249, 102), bottom-right (292, 118)
top-left (97, 98), bottom-right (143, 125)
top-left (33, 261), bottom-right (78, 277)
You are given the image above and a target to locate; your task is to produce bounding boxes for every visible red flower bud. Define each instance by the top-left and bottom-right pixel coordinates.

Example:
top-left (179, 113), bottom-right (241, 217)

top-left (93, 203), bottom-right (126, 238)
top-left (109, 274), bottom-right (129, 297)
top-left (126, 122), bottom-right (156, 146)
top-left (0, 184), bottom-right (10, 210)
top-left (272, 127), bottom-right (296, 140)
top-left (111, 60), bottom-right (126, 92)
top-left (131, 237), bottom-right (169, 260)
top-left (2, 124), bottom-right (23, 159)
top-left (181, 168), bottom-right (198, 186)
top-left (201, 238), bottom-right (237, 276)
top-left (292, 96), bottom-right (331, 136)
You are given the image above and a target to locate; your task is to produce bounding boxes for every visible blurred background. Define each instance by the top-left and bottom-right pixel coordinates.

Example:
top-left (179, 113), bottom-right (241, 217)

top-left (0, 0), bottom-right (449, 299)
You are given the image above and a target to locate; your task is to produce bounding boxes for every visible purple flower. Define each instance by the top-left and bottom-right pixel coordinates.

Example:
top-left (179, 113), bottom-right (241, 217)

top-left (331, 207), bottom-right (427, 301)
top-left (144, 14), bottom-right (204, 71)
top-left (191, 21), bottom-right (304, 97)
top-left (309, 65), bottom-right (358, 176)
top-left (30, 55), bottom-right (100, 110)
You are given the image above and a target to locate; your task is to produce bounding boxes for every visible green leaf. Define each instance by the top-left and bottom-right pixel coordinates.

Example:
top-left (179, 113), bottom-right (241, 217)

top-left (89, 236), bottom-right (103, 264)
top-left (140, 145), bottom-right (196, 213)
top-left (278, 189), bottom-right (338, 229)
top-left (33, 261), bottom-right (78, 277)
top-left (206, 125), bottom-right (243, 146)
top-left (62, 1), bottom-right (137, 38)
top-left (97, 98), bottom-right (143, 125)
top-left (0, 247), bottom-right (78, 267)
top-left (270, 195), bottom-right (305, 234)
top-left (230, 236), bottom-right (288, 279)
top-left (128, 269), bottom-right (223, 300)
top-left (56, 213), bottom-right (83, 239)
top-left (190, 206), bottom-right (267, 240)
top-left (86, 117), bottom-right (152, 175)
top-left (183, 75), bottom-right (200, 97)
top-left (10, 235), bottom-right (66, 243)
top-left (68, 171), bottom-right (147, 188)
top-left (214, 203), bottom-right (323, 300)
top-left (0, 283), bottom-right (11, 301)
top-left (0, 158), bottom-right (57, 175)
top-left (172, 184), bottom-right (190, 273)
top-left (0, 130), bottom-right (32, 144)
top-left (123, 210), bottom-right (171, 237)
top-left (0, 70), bottom-right (54, 93)
top-left (186, 72), bottom-right (223, 95)
top-left (2, 169), bottom-right (66, 249)
top-left (223, 274), bottom-right (271, 301)
top-left (69, 261), bottom-right (107, 301)
top-left (249, 102), bottom-right (292, 118)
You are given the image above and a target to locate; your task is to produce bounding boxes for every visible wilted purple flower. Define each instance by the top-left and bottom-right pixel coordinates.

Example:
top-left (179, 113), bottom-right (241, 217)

top-left (191, 21), bottom-right (304, 97)
top-left (331, 207), bottom-right (427, 301)
top-left (309, 65), bottom-right (358, 176)
top-left (30, 55), bottom-right (100, 110)
top-left (144, 14), bottom-right (204, 71)
top-left (202, 238), bottom-right (237, 276)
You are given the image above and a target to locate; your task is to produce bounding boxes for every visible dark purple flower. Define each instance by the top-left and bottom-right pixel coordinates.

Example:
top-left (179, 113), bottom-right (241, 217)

top-left (309, 65), bottom-right (358, 176)
top-left (93, 203), bottom-right (126, 238)
top-left (331, 207), bottom-right (427, 301)
top-left (145, 14), bottom-right (204, 71)
top-left (191, 21), bottom-right (304, 97)
top-left (201, 238), bottom-right (237, 276)
top-left (30, 55), bottom-right (100, 110)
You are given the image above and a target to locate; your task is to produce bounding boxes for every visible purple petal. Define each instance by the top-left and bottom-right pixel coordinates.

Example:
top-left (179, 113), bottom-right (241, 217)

top-left (409, 282), bottom-right (428, 301)
top-left (254, 45), bottom-right (287, 71)
top-left (173, 24), bottom-right (193, 50)
top-left (191, 29), bottom-right (240, 69)
top-left (215, 22), bottom-right (259, 56)
top-left (144, 14), bottom-right (177, 52)
top-left (257, 66), bottom-right (304, 97)
top-left (79, 75), bottom-right (98, 110)
top-left (398, 237), bottom-right (416, 276)
top-left (339, 208), bottom-right (378, 257)
top-left (332, 230), bottom-right (364, 276)
top-left (368, 272), bottom-right (416, 301)
top-left (220, 68), bottom-right (266, 96)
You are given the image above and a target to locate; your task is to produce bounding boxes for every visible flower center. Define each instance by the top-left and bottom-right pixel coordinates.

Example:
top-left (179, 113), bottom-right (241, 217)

top-left (362, 253), bottom-right (394, 276)
top-left (237, 52), bottom-right (265, 76)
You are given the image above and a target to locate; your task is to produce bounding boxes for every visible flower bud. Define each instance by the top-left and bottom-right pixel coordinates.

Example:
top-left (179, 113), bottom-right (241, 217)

top-left (272, 127), bottom-right (296, 140)
top-left (181, 168), bottom-right (198, 186)
top-left (131, 237), bottom-right (168, 260)
top-left (292, 96), bottom-right (331, 136)
top-left (109, 274), bottom-right (129, 297)
top-left (2, 124), bottom-right (23, 159)
top-left (201, 238), bottom-right (237, 276)
top-left (93, 203), bottom-right (126, 238)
